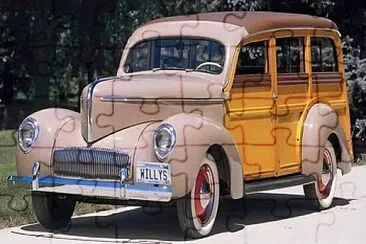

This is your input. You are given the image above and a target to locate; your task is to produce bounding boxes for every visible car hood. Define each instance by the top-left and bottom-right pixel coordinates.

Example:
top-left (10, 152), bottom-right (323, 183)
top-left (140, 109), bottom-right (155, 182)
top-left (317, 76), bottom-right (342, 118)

top-left (81, 73), bottom-right (224, 143)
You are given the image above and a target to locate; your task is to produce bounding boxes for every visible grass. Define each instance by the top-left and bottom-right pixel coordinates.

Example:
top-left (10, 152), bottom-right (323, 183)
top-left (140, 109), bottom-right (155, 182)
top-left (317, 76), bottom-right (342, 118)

top-left (0, 130), bottom-right (118, 229)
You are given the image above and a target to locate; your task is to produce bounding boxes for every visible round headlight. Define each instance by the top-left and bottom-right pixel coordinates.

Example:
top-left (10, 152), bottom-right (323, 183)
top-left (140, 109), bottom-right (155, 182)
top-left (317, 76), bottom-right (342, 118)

top-left (153, 123), bottom-right (176, 161)
top-left (18, 117), bottom-right (39, 153)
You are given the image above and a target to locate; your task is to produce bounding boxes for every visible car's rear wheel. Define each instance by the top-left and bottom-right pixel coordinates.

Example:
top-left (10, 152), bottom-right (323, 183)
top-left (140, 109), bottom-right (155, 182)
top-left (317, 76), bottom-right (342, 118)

top-left (32, 191), bottom-right (76, 230)
top-left (303, 140), bottom-right (338, 210)
top-left (177, 156), bottom-right (220, 238)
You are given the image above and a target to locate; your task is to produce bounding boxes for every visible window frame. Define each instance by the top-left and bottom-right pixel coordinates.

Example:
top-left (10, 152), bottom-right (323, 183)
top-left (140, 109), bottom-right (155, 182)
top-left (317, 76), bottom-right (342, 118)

top-left (224, 29), bottom-right (343, 92)
top-left (123, 37), bottom-right (226, 74)
top-left (310, 37), bottom-right (339, 73)
top-left (275, 37), bottom-right (306, 74)
top-left (235, 40), bottom-right (269, 75)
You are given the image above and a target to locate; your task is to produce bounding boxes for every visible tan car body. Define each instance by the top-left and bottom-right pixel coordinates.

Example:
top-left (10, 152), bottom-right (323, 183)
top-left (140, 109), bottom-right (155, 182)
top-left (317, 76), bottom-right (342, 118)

top-left (15, 12), bottom-right (351, 201)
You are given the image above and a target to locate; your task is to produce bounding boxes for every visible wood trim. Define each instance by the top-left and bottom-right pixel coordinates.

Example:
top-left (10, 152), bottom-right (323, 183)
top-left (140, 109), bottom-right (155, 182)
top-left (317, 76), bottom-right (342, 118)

top-left (228, 106), bottom-right (273, 120)
top-left (232, 74), bottom-right (271, 88)
top-left (277, 103), bottom-right (307, 113)
top-left (277, 73), bottom-right (308, 86)
top-left (312, 72), bottom-right (342, 84)
top-left (305, 35), bottom-right (313, 97)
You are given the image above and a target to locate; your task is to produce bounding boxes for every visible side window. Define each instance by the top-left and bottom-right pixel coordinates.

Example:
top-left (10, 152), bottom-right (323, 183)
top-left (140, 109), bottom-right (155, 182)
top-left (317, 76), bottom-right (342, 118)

top-left (236, 41), bottom-right (267, 75)
top-left (311, 37), bottom-right (338, 72)
top-left (276, 37), bottom-right (305, 73)
top-left (124, 41), bottom-right (149, 72)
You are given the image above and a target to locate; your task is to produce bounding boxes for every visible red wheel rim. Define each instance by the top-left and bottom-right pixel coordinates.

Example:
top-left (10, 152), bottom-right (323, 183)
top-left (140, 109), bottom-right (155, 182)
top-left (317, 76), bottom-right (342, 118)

top-left (317, 148), bottom-right (334, 197)
top-left (194, 164), bottom-right (215, 224)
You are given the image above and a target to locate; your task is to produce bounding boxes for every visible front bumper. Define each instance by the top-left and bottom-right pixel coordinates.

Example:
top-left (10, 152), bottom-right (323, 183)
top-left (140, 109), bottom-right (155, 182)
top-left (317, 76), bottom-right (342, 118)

top-left (8, 163), bottom-right (172, 202)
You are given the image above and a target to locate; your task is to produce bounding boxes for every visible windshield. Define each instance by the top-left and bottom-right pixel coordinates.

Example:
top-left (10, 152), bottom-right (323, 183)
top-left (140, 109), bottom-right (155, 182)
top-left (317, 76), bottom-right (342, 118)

top-left (124, 38), bottom-right (225, 74)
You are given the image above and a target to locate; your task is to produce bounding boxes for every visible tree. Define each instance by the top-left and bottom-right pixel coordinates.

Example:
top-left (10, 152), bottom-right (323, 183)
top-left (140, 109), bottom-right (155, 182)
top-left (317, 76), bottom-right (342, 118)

top-left (342, 35), bottom-right (366, 123)
top-left (0, 5), bottom-right (32, 104)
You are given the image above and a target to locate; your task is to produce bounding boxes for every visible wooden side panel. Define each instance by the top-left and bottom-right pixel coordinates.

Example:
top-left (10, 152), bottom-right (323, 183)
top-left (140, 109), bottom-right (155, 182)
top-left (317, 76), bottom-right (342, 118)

top-left (312, 72), bottom-right (342, 84)
top-left (312, 72), bottom-right (344, 100)
top-left (224, 30), bottom-right (352, 183)
top-left (276, 73), bottom-right (308, 175)
top-left (226, 74), bottom-right (277, 180)
top-left (232, 74), bottom-right (271, 88)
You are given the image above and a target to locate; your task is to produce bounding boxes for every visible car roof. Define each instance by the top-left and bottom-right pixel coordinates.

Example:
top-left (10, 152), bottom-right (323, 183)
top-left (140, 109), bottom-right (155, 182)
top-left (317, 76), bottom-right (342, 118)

top-left (146, 11), bottom-right (339, 34)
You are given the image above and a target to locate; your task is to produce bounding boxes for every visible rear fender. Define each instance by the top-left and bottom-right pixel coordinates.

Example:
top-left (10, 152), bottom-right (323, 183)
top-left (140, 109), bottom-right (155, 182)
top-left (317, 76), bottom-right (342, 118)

top-left (302, 103), bottom-right (351, 177)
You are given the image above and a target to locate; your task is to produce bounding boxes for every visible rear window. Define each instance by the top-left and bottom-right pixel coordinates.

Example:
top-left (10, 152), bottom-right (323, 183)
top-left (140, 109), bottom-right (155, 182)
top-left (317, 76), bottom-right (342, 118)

top-left (276, 37), bottom-right (305, 73)
top-left (311, 37), bottom-right (338, 72)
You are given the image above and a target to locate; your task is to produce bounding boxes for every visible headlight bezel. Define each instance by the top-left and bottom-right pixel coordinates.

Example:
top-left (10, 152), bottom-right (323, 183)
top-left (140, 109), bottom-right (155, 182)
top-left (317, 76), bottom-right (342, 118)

top-left (18, 117), bottom-right (39, 153)
top-left (153, 123), bottom-right (176, 161)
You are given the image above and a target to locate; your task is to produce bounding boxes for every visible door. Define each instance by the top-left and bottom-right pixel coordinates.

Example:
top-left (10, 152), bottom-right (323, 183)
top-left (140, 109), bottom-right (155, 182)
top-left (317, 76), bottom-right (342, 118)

top-left (274, 36), bottom-right (308, 175)
top-left (225, 39), bottom-right (277, 180)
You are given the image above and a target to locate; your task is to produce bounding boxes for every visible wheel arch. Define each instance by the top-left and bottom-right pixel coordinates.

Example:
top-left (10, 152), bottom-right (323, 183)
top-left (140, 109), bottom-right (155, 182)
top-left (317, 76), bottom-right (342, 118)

top-left (328, 132), bottom-right (342, 163)
top-left (207, 144), bottom-right (231, 196)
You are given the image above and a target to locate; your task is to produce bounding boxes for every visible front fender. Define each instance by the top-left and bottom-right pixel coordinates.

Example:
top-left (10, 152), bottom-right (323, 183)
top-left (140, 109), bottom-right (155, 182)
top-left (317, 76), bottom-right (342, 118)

top-left (16, 108), bottom-right (80, 176)
top-left (134, 113), bottom-right (243, 199)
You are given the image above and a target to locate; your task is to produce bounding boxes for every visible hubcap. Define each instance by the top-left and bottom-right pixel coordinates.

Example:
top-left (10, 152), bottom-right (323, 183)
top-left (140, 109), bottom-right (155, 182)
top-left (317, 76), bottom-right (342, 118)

top-left (317, 148), bottom-right (334, 198)
top-left (194, 164), bottom-right (215, 224)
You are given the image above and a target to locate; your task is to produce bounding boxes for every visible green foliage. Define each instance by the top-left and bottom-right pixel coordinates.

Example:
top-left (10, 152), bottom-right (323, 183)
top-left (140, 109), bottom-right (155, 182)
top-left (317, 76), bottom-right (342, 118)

top-left (300, 0), bottom-right (335, 16)
top-left (342, 36), bottom-right (366, 123)
top-left (226, 0), bottom-right (266, 10)
top-left (0, 7), bottom-right (33, 102)
top-left (0, 130), bottom-right (35, 228)
top-left (0, 0), bottom-right (365, 117)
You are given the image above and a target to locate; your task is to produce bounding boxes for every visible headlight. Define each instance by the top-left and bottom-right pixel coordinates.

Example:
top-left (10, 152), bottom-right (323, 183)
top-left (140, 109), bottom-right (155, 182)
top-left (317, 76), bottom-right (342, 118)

top-left (153, 123), bottom-right (176, 161)
top-left (18, 117), bottom-right (39, 153)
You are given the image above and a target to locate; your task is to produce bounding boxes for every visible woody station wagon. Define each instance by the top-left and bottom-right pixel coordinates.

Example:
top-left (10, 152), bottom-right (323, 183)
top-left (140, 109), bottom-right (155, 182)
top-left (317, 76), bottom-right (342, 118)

top-left (9, 11), bottom-right (352, 238)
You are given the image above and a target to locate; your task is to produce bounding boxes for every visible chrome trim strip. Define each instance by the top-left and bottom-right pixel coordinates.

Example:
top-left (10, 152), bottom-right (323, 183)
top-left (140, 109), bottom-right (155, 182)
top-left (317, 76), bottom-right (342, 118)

top-left (8, 175), bottom-right (172, 202)
top-left (100, 96), bottom-right (224, 105)
top-left (85, 76), bottom-right (118, 143)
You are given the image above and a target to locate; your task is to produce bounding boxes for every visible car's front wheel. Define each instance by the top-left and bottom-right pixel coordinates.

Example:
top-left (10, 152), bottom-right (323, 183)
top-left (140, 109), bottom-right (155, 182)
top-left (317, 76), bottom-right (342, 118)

top-left (303, 140), bottom-right (338, 210)
top-left (177, 156), bottom-right (220, 238)
top-left (32, 192), bottom-right (76, 230)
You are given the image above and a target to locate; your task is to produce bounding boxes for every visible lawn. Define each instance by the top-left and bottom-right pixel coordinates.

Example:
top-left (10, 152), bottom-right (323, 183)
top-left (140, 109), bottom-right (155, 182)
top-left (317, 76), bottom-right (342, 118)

top-left (0, 130), bottom-right (117, 229)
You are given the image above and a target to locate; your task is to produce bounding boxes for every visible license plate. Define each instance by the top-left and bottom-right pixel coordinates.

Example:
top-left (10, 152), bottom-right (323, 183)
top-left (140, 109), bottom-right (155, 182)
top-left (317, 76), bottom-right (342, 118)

top-left (135, 162), bottom-right (171, 185)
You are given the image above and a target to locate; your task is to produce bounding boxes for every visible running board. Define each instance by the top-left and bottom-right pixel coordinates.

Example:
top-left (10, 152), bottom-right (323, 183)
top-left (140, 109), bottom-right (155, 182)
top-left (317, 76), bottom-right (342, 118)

top-left (244, 174), bottom-right (316, 194)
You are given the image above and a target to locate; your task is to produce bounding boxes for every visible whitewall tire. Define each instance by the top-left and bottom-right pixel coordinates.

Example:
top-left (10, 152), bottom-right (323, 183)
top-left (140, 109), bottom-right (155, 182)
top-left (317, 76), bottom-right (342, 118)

top-left (177, 156), bottom-right (220, 238)
top-left (303, 140), bottom-right (338, 210)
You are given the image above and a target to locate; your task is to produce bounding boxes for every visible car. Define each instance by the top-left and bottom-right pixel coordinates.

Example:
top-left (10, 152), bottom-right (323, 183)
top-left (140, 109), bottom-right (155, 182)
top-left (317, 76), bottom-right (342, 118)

top-left (9, 11), bottom-right (353, 238)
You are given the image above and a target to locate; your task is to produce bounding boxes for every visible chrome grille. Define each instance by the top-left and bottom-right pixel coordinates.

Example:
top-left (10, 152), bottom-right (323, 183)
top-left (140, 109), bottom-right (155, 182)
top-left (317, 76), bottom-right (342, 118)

top-left (53, 147), bottom-right (130, 180)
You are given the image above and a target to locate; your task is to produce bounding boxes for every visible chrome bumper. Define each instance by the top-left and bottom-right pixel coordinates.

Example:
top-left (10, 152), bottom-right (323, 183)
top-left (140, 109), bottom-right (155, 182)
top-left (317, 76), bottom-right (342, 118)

top-left (8, 164), bottom-right (172, 202)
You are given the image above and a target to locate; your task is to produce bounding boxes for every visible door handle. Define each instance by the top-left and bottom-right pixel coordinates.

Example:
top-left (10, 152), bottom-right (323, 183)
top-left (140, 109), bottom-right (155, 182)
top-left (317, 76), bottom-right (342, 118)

top-left (271, 93), bottom-right (278, 100)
